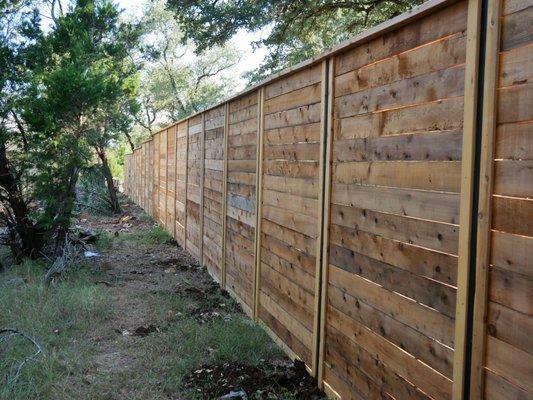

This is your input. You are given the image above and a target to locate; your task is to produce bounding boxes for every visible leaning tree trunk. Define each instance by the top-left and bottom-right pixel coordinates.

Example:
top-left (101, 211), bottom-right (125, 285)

top-left (96, 145), bottom-right (122, 214)
top-left (0, 143), bottom-right (45, 262)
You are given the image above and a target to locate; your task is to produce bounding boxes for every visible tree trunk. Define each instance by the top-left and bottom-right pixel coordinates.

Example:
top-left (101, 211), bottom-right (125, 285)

top-left (0, 143), bottom-right (45, 262)
top-left (96, 146), bottom-right (122, 214)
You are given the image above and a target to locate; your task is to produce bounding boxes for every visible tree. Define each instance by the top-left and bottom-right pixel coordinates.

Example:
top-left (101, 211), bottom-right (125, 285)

top-left (0, 0), bottom-right (140, 261)
top-left (132, 0), bottom-right (239, 139)
top-left (166, 0), bottom-right (423, 82)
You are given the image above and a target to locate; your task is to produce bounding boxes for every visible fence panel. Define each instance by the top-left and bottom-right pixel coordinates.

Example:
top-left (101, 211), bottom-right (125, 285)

top-left (321, 1), bottom-right (469, 398)
top-left (202, 106), bottom-right (226, 282)
top-left (166, 125), bottom-right (176, 235)
top-left (175, 121), bottom-right (188, 245)
top-left (480, 0), bottom-right (533, 397)
top-left (257, 64), bottom-right (324, 372)
top-left (158, 129), bottom-right (168, 226)
top-left (122, 0), bottom-right (532, 398)
top-left (186, 114), bottom-right (204, 259)
top-left (224, 91), bottom-right (260, 316)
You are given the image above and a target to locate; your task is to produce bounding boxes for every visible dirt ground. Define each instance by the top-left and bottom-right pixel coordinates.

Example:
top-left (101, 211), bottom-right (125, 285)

top-left (71, 198), bottom-right (324, 400)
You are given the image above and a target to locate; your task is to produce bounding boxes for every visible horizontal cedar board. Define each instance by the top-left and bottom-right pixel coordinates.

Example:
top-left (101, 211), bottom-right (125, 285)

top-left (332, 161), bottom-right (461, 192)
top-left (484, 368), bottom-right (533, 400)
top-left (334, 0), bottom-right (467, 75)
top-left (493, 160), bottom-right (533, 197)
top-left (259, 290), bottom-right (313, 350)
top-left (495, 121), bottom-right (533, 160)
top-left (334, 31), bottom-right (466, 98)
top-left (500, 5), bottom-right (533, 51)
top-left (263, 160), bottom-right (319, 179)
top-left (263, 142), bottom-right (320, 161)
top-left (331, 183), bottom-right (460, 224)
top-left (262, 205), bottom-right (317, 238)
top-left (497, 83), bottom-right (533, 124)
top-left (264, 64), bottom-right (322, 100)
top-left (260, 246), bottom-right (315, 292)
top-left (330, 203), bottom-right (459, 254)
top-left (325, 327), bottom-right (432, 400)
top-left (485, 335), bottom-right (533, 394)
top-left (326, 305), bottom-right (452, 400)
top-left (334, 97), bottom-right (464, 141)
top-left (487, 301), bottom-right (533, 355)
top-left (334, 66), bottom-right (465, 119)
top-left (264, 122), bottom-right (321, 145)
top-left (264, 103), bottom-right (321, 130)
top-left (492, 195), bottom-right (533, 236)
top-left (262, 189), bottom-right (318, 218)
top-left (490, 230), bottom-right (532, 277)
top-left (263, 82), bottom-right (321, 115)
top-left (328, 284), bottom-right (454, 378)
top-left (328, 237), bottom-right (457, 318)
top-left (261, 232), bottom-right (316, 276)
top-left (332, 130), bottom-right (463, 162)
top-left (328, 264), bottom-right (455, 346)
top-left (498, 43), bottom-right (533, 87)
top-left (489, 265), bottom-right (533, 316)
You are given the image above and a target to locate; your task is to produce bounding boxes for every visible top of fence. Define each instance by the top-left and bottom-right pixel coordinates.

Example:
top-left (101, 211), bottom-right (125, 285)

top-left (132, 0), bottom-right (457, 150)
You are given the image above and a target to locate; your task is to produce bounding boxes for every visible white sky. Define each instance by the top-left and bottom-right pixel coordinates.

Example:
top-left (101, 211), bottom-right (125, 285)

top-left (116, 0), bottom-right (268, 90)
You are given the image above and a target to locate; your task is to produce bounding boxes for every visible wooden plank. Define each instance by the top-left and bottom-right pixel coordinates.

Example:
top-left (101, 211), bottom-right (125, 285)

top-left (489, 266), bottom-right (533, 316)
top-left (332, 161), bottom-right (461, 192)
top-left (221, 103), bottom-right (229, 289)
top-left (484, 369), bottom-right (533, 400)
top-left (495, 122), bottom-right (533, 160)
top-left (492, 195), bottom-right (533, 236)
top-left (470, 1), bottom-right (501, 395)
top-left (485, 335), bottom-right (533, 393)
top-left (254, 88), bottom-right (264, 319)
top-left (452, 0), bottom-right (483, 395)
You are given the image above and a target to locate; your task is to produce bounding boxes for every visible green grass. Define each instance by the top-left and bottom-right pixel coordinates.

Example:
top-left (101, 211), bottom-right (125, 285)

top-left (115, 225), bottom-right (173, 246)
top-left (0, 260), bottom-right (112, 400)
top-left (120, 289), bottom-right (282, 398)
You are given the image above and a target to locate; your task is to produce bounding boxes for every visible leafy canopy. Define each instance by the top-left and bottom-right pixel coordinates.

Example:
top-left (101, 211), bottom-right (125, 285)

top-left (166, 0), bottom-right (423, 82)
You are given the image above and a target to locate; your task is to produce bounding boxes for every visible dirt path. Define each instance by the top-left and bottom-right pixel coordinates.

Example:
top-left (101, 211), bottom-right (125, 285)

top-left (72, 199), bottom-right (324, 400)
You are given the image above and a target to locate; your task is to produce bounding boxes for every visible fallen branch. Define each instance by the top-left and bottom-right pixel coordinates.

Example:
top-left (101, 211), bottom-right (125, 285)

top-left (0, 328), bottom-right (43, 389)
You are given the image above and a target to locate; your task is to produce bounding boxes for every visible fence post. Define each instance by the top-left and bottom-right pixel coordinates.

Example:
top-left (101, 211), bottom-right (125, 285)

top-left (199, 113), bottom-right (206, 266)
top-left (221, 103), bottom-right (229, 290)
top-left (452, 0), bottom-right (486, 397)
top-left (253, 88), bottom-right (265, 320)
top-left (316, 56), bottom-right (334, 385)
top-left (184, 120), bottom-right (189, 250)
top-left (469, 0), bottom-right (500, 397)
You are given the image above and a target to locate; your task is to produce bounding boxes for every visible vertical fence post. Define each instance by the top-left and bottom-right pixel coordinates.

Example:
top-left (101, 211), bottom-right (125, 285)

top-left (452, 0), bottom-right (485, 397)
top-left (221, 103), bottom-right (229, 290)
top-left (173, 125), bottom-right (178, 239)
top-left (253, 88), bottom-right (265, 320)
top-left (184, 120), bottom-right (189, 250)
top-left (199, 113), bottom-right (206, 266)
top-left (470, 0), bottom-right (500, 397)
top-left (316, 56), bottom-right (334, 386)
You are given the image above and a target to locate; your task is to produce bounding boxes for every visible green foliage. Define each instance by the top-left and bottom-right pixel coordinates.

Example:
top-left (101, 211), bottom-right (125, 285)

top-left (117, 225), bottom-right (173, 246)
top-left (167, 0), bottom-right (424, 82)
top-left (0, 263), bottom-right (112, 400)
top-left (77, 165), bottom-right (115, 215)
top-left (0, 0), bottom-right (140, 260)
top-left (131, 0), bottom-right (239, 138)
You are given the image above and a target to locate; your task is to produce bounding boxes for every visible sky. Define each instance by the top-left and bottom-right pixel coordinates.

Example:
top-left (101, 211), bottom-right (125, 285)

top-left (116, 0), bottom-right (268, 90)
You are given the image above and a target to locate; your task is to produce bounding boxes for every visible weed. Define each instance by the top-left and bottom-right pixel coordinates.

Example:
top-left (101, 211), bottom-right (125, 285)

top-left (116, 225), bottom-right (172, 246)
top-left (0, 264), bottom-right (112, 400)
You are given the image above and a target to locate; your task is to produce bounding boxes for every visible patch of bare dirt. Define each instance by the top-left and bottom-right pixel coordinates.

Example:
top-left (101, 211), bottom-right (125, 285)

top-left (184, 360), bottom-right (323, 399)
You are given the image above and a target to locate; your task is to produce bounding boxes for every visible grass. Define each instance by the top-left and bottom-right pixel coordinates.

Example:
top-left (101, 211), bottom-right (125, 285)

top-left (0, 225), bottom-right (284, 399)
top-left (0, 260), bottom-right (112, 400)
top-left (121, 290), bottom-right (282, 398)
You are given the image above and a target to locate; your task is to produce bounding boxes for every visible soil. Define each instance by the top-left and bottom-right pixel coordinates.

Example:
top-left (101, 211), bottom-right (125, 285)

top-left (76, 197), bottom-right (324, 400)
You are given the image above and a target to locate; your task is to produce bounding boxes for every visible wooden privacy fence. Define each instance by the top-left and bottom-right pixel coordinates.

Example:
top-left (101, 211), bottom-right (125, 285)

top-left (123, 0), bottom-right (532, 397)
